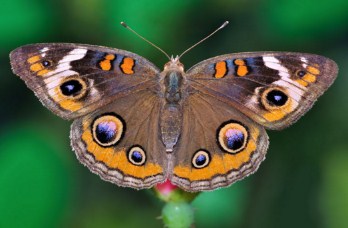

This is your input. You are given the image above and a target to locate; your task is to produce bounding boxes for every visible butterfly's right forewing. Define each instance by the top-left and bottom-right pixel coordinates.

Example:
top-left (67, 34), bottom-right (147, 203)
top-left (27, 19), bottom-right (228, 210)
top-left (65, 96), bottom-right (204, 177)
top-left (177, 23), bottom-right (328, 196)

top-left (186, 52), bottom-right (338, 129)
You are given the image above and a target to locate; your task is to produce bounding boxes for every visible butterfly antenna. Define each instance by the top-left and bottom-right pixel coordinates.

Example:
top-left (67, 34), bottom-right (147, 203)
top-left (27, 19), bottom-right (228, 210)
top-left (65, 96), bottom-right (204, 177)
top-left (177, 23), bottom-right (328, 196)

top-left (179, 21), bottom-right (229, 59)
top-left (121, 22), bottom-right (171, 60)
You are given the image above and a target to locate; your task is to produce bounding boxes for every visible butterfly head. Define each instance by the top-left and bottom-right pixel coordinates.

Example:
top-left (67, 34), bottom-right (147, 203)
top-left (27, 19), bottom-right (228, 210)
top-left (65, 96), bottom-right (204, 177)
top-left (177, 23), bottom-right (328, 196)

top-left (164, 55), bottom-right (184, 73)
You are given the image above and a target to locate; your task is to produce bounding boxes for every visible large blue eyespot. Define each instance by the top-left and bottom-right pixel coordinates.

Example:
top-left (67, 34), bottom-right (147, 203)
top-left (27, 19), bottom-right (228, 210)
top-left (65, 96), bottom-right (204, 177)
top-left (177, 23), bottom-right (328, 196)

top-left (92, 114), bottom-right (125, 147)
top-left (225, 129), bottom-right (245, 150)
top-left (218, 121), bottom-right (248, 153)
top-left (95, 121), bottom-right (116, 144)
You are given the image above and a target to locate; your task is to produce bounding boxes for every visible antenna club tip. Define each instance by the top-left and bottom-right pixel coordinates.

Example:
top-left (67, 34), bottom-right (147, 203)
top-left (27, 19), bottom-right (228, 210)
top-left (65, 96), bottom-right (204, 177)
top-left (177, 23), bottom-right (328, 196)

top-left (120, 22), bottom-right (128, 28)
top-left (221, 21), bottom-right (229, 28)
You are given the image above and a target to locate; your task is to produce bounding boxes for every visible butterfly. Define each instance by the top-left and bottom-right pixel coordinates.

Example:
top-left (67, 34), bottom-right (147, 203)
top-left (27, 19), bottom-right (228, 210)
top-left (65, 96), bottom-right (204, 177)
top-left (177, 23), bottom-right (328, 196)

top-left (9, 26), bottom-right (338, 192)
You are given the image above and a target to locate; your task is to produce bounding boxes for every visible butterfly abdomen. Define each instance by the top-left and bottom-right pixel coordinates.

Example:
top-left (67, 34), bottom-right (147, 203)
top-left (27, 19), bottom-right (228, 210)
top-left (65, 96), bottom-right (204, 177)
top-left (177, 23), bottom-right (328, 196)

top-left (160, 104), bottom-right (182, 151)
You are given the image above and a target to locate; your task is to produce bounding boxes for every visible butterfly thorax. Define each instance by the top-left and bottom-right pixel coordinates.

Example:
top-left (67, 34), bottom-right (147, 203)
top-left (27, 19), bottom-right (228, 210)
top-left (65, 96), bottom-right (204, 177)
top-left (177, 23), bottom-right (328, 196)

top-left (160, 57), bottom-right (186, 152)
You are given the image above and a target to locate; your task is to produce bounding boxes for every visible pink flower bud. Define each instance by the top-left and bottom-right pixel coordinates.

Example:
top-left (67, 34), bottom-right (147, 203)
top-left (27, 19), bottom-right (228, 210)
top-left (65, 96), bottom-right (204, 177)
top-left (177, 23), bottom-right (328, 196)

top-left (155, 180), bottom-right (178, 195)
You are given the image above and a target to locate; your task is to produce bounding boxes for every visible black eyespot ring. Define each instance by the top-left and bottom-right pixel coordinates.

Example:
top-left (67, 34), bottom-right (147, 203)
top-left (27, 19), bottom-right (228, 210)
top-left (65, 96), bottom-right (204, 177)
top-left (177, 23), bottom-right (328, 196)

top-left (261, 87), bottom-right (290, 110)
top-left (42, 60), bottom-right (51, 67)
top-left (127, 146), bottom-right (146, 166)
top-left (60, 79), bottom-right (83, 96)
top-left (59, 77), bottom-right (87, 99)
top-left (92, 113), bottom-right (125, 147)
top-left (266, 89), bottom-right (288, 106)
top-left (296, 70), bottom-right (306, 77)
top-left (192, 149), bottom-right (210, 169)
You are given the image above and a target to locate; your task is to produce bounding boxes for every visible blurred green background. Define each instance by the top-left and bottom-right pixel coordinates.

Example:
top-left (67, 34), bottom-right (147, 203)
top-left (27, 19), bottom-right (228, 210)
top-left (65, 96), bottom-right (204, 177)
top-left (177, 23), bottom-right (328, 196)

top-left (1, 0), bottom-right (347, 227)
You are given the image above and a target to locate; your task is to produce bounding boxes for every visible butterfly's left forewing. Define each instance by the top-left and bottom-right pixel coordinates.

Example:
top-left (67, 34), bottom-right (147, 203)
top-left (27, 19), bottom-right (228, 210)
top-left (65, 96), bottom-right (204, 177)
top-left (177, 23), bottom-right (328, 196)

top-left (10, 43), bottom-right (160, 119)
top-left (11, 43), bottom-right (167, 189)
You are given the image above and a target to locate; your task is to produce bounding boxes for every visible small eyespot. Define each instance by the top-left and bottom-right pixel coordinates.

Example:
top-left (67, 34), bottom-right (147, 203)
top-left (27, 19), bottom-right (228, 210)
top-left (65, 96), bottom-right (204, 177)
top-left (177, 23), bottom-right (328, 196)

top-left (217, 121), bottom-right (248, 154)
top-left (128, 146), bottom-right (146, 166)
top-left (192, 150), bottom-right (210, 169)
top-left (92, 113), bottom-right (125, 147)
top-left (296, 70), bottom-right (306, 77)
top-left (42, 60), bottom-right (52, 67)
top-left (59, 77), bottom-right (87, 99)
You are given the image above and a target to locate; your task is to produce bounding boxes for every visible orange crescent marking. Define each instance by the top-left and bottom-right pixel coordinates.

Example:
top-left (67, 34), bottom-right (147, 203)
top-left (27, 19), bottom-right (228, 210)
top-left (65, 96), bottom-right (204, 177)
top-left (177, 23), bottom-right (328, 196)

top-left (237, 66), bottom-right (248, 77)
top-left (30, 63), bottom-right (44, 72)
top-left (52, 86), bottom-right (84, 112)
top-left (37, 69), bottom-right (51, 76)
top-left (295, 79), bottom-right (309, 87)
top-left (27, 55), bottom-right (41, 64)
top-left (262, 98), bottom-right (293, 122)
top-left (173, 128), bottom-right (259, 181)
top-left (234, 59), bottom-right (245, 66)
top-left (302, 73), bottom-right (316, 83)
top-left (263, 108), bottom-right (289, 122)
top-left (295, 72), bottom-right (317, 87)
top-left (234, 59), bottom-right (249, 77)
top-left (214, 61), bottom-right (227, 78)
top-left (307, 66), bottom-right (320, 75)
top-left (105, 54), bottom-right (115, 60)
top-left (30, 63), bottom-right (51, 77)
top-left (99, 54), bottom-right (115, 71)
top-left (81, 120), bottom-right (163, 178)
top-left (99, 60), bottom-right (112, 71)
top-left (120, 57), bottom-right (135, 74)
top-left (59, 100), bottom-right (83, 111)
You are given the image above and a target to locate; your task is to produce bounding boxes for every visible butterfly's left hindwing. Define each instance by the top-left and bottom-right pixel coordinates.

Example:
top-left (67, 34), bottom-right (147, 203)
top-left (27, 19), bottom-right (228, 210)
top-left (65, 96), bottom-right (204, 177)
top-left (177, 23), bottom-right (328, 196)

top-left (187, 52), bottom-right (338, 129)
top-left (71, 89), bottom-right (167, 189)
top-left (10, 43), bottom-right (160, 119)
